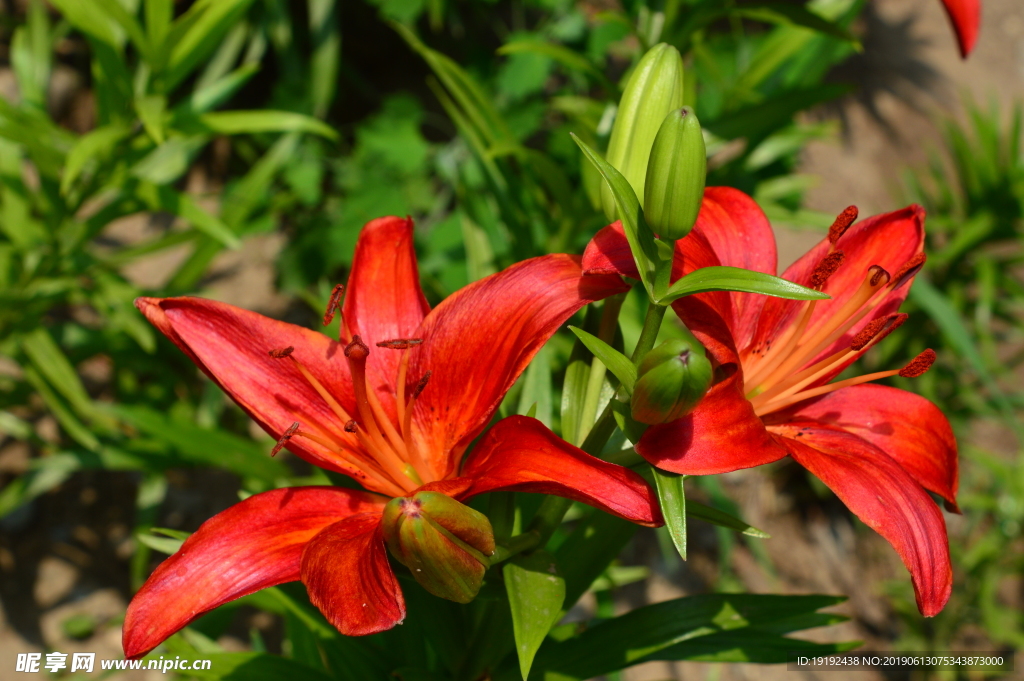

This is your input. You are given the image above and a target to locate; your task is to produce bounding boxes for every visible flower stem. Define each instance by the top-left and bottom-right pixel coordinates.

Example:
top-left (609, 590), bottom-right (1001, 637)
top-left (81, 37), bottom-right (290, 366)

top-left (631, 301), bottom-right (668, 363)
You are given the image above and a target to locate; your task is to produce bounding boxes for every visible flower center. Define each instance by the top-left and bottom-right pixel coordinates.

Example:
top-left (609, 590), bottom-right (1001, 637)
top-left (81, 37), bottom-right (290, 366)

top-left (740, 208), bottom-right (934, 418)
top-left (264, 292), bottom-right (435, 497)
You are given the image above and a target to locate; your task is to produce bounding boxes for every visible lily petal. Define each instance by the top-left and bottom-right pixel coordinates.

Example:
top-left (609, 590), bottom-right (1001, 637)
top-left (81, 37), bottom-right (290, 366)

top-left (636, 368), bottom-right (788, 474)
top-left (343, 216), bottom-right (431, 404)
top-left (301, 512), bottom-right (405, 636)
top-left (779, 423), bottom-right (953, 616)
top-left (769, 385), bottom-right (959, 510)
top-left (750, 205), bottom-right (924, 368)
top-left (123, 487), bottom-right (386, 658)
top-left (135, 297), bottom-right (383, 489)
top-left (408, 255), bottom-right (628, 478)
top-left (455, 415), bottom-right (662, 526)
top-left (939, 0), bottom-right (980, 57)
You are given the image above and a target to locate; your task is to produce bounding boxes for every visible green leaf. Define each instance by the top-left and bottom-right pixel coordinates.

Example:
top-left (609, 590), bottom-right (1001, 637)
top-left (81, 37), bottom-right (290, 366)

top-left (652, 469), bottom-right (686, 560)
top-left (687, 500), bottom-right (770, 538)
top-left (705, 84), bottom-right (850, 143)
top-left (571, 134), bottom-right (659, 296)
top-left (182, 63), bottom-right (260, 115)
top-left (137, 532), bottom-right (185, 555)
top-left (164, 0), bottom-right (259, 91)
top-left (196, 111), bottom-right (339, 140)
top-left (662, 266), bottom-right (829, 304)
top-left (134, 183), bottom-right (241, 248)
top-left (20, 327), bottom-right (96, 420)
top-left (561, 308), bottom-right (599, 447)
top-left (527, 594), bottom-right (850, 679)
top-left (131, 136), bottom-right (209, 185)
top-left (568, 326), bottom-right (636, 393)
top-left (498, 39), bottom-right (615, 93)
top-left (504, 551), bottom-right (566, 680)
top-left (49, 0), bottom-right (122, 46)
top-left (517, 345), bottom-right (552, 427)
top-left (93, 0), bottom-right (153, 61)
top-left (61, 124), bottom-right (132, 195)
top-left (166, 652), bottom-right (335, 681)
top-left (555, 510), bottom-right (637, 607)
top-left (734, 3), bottom-right (859, 45)
top-left (10, 0), bottom-right (52, 109)
top-left (136, 94), bottom-right (167, 145)
top-left (108, 404), bottom-right (288, 481)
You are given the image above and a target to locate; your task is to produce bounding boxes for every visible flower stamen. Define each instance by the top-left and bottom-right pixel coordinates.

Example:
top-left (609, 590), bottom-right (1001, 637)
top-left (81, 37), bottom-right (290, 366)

top-left (828, 206), bottom-right (858, 247)
top-left (270, 422), bottom-right (300, 457)
top-left (323, 284), bottom-right (345, 326)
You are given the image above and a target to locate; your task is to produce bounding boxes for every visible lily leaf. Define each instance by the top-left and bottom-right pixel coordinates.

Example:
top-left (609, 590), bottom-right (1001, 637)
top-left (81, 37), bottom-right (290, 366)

top-left (504, 551), bottom-right (566, 680)
top-left (652, 469), bottom-right (686, 560)
top-left (568, 326), bottom-right (636, 393)
top-left (571, 134), bottom-right (659, 297)
top-left (687, 500), bottom-right (770, 538)
top-left (662, 266), bottom-right (828, 304)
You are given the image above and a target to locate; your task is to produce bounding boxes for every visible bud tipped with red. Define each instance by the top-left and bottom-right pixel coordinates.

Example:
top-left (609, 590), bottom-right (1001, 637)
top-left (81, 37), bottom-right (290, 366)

top-left (381, 492), bottom-right (495, 604)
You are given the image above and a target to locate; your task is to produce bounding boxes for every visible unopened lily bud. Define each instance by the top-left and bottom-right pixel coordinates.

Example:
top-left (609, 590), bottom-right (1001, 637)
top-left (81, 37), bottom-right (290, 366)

top-left (630, 336), bottom-right (712, 424)
top-left (644, 107), bottom-right (706, 240)
top-left (381, 491), bottom-right (495, 603)
top-left (601, 43), bottom-right (685, 220)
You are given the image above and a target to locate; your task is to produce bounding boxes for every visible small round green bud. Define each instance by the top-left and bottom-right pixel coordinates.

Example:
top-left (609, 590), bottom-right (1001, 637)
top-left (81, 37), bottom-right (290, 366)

top-left (382, 491), bottom-right (495, 603)
top-left (601, 43), bottom-right (685, 220)
top-left (644, 107), bottom-right (707, 240)
top-left (630, 336), bottom-right (713, 425)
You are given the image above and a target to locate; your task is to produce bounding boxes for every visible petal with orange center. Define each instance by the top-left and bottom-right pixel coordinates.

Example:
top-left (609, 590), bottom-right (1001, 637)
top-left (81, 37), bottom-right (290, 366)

top-left (635, 368), bottom-right (788, 474)
top-left (135, 297), bottom-right (381, 490)
top-left (343, 216), bottom-right (430, 408)
top-left (768, 385), bottom-right (959, 510)
top-left (778, 423), bottom-right (953, 617)
top-left (407, 254), bottom-right (629, 478)
top-left (454, 415), bottom-right (661, 526)
top-left (750, 205), bottom-right (924, 369)
top-left (301, 512), bottom-right (405, 636)
top-left (939, 0), bottom-right (980, 57)
top-left (122, 487), bottom-right (387, 658)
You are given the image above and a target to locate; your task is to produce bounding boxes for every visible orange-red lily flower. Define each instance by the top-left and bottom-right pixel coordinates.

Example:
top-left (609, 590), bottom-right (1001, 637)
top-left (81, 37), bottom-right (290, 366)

top-left (938, 0), bottom-right (980, 57)
top-left (584, 188), bottom-right (958, 616)
top-left (123, 216), bottom-right (660, 658)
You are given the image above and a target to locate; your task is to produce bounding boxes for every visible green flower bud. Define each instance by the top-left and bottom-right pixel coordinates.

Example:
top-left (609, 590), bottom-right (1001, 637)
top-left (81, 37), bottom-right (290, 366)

top-left (601, 43), bottom-right (685, 220)
top-left (630, 336), bottom-right (713, 425)
top-left (382, 491), bottom-right (495, 603)
top-left (644, 107), bottom-right (707, 240)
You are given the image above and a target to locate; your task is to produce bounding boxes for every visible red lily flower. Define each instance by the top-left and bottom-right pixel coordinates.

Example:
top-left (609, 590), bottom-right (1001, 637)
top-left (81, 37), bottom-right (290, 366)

top-left (938, 0), bottom-right (980, 57)
top-left (124, 216), bottom-right (660, 658)
top-left (583, 188), bottom-right (958, 616)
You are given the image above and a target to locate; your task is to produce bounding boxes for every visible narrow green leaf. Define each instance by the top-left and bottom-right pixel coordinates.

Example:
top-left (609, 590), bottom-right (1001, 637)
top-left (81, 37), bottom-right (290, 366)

top-left (137, 532), bottom-right (185, 555)
top-left (517, 345), bottom-right (551, 427)
top-left (734, 3), bottom-right (859, 45)
top-left (136, 94), bottom-right (167, 145)
top-left (652, 469), bottom-right (686, 560)
top-left (131, 136), bottom-right (209, 185)
top-left (662, 266), bottom-right (829, 304)
top-left (571, 134), bottom-right (659, 296)
top-left (197, 111), bottom-right (339, 140)
top-left (61, 124), bottom-right (132, 195)
top-left (49, 0), bottom-right (121, 46)
top-left (134, 183), bottom-right (240, 248)
top-left (165, 0), bottom-right (259, 91)
top-left (168, 652), bottom-right (335, 681)
top-left (560, 308), bottom-right (599, 447)
top-left (568, 326), bottom-right (636, 393)
top-left (20, 327), bottom-right (96, 420)
top-left (180, 63), bottom-right (260, 115)
top-left (93, 0), bottom-right (153, 61)
top-left (556, 510), bottom-right (637, 607)
top-left (687, 500), bottom-right (770, 538)
top-left (504, 551), bottom-right (566, 680)
top-left (22, 367), bottom-right (100, 451)
top-left (498, 40), bottom-right (615, 93)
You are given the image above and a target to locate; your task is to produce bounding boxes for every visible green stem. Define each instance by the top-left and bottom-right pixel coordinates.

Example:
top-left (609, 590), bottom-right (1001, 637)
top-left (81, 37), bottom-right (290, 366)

top-left (631, 301), bottom-right (668, 363)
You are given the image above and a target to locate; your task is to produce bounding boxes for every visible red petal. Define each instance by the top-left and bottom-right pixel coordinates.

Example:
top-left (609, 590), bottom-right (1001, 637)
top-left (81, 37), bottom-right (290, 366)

top-left (123, 487), bottom-right (386, 658)
top-left (582, 221), bottom-right (638, 278)
top-left (343, 217), bottom-right (430, 406)
top-left (778, 423), bottom-right (953, 616)
top-left (769, 385), bottom-right (959, 510)
top-left (301, 512), bottom-right (405, 636)
top-left (750, 204), bottom-right (925, 369)
top-left (636, 368), bottom-right (788, 474)
top-left (455, 415), bottom-right (661, 527)
top-left (135, 297), bottom-right (388, 491)
top-left (408, 255), bottom-right (628, 478)
top-left (940, 0), bottom-right (980, 57)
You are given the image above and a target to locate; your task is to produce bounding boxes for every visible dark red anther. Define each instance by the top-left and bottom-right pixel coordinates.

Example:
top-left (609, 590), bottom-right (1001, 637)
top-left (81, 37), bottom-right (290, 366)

top-left (891, 253), bottom-right (926, 290)
top-left (828, 206), bottom-right (858, 245)
top-left (271, 422), bottom-right (300, 457)
top-left (899, 349), bottom-right (936, 378)
top-left (323, 284), bottom-right (345, 326)
top-left (269, 346), bottom-right (294, 359)
top-left (851, 313), bottom-right (908, 351)
top-left (810, 251), bottom-right (845, 289)
top-left (413, 371), bottom-right (432, 399)
top-left (344, 335), bottom-right (370, 360)
top-left (868, 265), bottom-right (890, 287)
top-left (344, 420), bottom-right (358, 433)
top-left (376, 338), bottom-right (424, 350)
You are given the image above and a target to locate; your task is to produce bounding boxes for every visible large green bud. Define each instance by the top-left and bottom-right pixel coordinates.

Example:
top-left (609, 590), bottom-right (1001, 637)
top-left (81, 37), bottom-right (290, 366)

top-left (601, 43), bottom-right (685, 220)
top-left (644, 107), bottom-right (707, 240)
top-left (630, 336), bottom-right (713, 425)
top-left (381, 491), bottom-right (495, 603)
